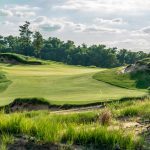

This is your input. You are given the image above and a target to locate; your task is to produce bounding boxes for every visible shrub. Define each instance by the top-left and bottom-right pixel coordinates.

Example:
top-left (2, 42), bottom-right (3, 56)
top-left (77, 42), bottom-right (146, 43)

top-left (99, 109), bottom-right (112, 126)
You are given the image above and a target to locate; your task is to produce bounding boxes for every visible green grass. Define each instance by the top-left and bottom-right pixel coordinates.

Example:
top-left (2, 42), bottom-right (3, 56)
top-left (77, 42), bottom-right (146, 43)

top-left (0, 109), bottom-right (143, 150)
top-left (0, 71), bottom-right (11, 93)
top-left (61, 125), bottom-right (137, 150)
top-left (0, 98), bottom-right (149, 149)
top-left (0, 54), bottom-right (148, 149)
top-left (93, 68), bottom-right (150, 89)
top-left (105, 98), bottom-right (150, 120)
top-left (0, 53), bottom-right (45, 65)
top-left (0, 134), bottom-right (14, 150)
top-left (118, 100), bottom-right (150, 120)
top-left (0, 62), bottom-right (147, 106)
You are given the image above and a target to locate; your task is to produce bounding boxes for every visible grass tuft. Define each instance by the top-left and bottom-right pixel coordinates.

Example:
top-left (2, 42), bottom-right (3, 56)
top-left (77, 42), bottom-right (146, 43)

top-left (0, 134), bottom-right (14, 150)
top-left (99, 109), bottom-right (112, 126)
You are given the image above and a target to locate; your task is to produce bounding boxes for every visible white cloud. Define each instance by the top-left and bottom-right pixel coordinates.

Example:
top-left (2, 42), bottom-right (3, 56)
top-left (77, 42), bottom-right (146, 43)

top-left (31, 16), bottom-right (127, 35)
top-left (15, 11), bottom-right (36, 18)
top-left (140, 26), bottom-right (150, 34)
top-left (131, 26), bottom-right (150, 37)
top-left (85, 27), bottom-right (126, 34)
top-left (0, 1), bottom-right (150, 51)
top-left (110, 39), bottom-right (149, 45)
top-left (2, 5), bottom-right (40, 18)
top-left (32, 16), bottom-right (88, 32)
top-left (1, 21), bottom-right (14, 26)
top-left (32, 16), bottom-right (64, 32)
top-left (39, 24), bottom-right (62, 32)
top-left (6, 5), bottom-right (40, 11)
top-left (104, 38), bottom-right (150, 51)
top-left (94, 18), bottom-right (126, 25)
top-left (53, 0), bottom-right (150, 14)
top-left (0, 9), bottom-right (13, 16)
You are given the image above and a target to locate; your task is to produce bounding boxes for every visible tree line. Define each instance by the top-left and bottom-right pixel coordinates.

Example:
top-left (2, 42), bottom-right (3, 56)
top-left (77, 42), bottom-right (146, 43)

top-left (0, 21), bottom-right (149, 68)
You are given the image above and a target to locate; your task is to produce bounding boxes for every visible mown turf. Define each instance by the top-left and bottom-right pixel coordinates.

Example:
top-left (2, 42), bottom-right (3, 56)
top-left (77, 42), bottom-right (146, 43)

top-left (0, 71), bottom-right (11, 93)
top-left (0, 63), bottom-right (147, 106)
top-left (93, 68), bottom-right (150, 89)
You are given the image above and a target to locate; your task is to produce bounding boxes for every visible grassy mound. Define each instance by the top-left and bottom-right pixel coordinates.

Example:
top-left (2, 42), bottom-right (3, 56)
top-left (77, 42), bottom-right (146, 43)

top-left (93, 68), bottom-right (150, 90)
top-left (0, 53), bottom-right (43, 65)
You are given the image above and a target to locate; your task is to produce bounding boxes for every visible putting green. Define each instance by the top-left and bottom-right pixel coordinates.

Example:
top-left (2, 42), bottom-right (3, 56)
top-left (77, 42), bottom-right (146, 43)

top-left (0, 63), bottom-right (146, 106)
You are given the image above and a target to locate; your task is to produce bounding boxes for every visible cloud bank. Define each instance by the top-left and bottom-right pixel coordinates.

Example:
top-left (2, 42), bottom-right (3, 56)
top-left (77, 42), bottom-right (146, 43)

top-left (0, 0), bottom-right (150, 52)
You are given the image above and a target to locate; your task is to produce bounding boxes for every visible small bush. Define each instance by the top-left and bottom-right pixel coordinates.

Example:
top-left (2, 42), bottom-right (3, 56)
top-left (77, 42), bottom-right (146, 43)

top-left (99, 109), bottom-right (112, 126)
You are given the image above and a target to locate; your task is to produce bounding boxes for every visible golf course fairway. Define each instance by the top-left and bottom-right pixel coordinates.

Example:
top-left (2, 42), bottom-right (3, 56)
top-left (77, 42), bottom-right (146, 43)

top-left (0, 63), bottom-right (147, 106)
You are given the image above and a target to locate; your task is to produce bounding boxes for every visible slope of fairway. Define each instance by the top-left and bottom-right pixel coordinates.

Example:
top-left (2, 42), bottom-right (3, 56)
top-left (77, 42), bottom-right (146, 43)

top-left (0, 63), bottom-right (147, 106)
top-left (93, 67), bottom-right (150, 90)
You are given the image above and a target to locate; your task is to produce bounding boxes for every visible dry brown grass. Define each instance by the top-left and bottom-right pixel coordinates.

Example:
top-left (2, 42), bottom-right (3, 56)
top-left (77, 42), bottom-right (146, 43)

top-left (99, 109), bottom-right (112, 126)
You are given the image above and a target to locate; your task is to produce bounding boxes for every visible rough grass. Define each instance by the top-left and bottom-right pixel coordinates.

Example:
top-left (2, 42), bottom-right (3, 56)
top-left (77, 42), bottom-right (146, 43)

top-left (0, 63), bottom-right (146, 106)
top-left (62, 125), bottom-right (137, 150)
top-left (0, 134), bottom-right (14, 150)
top-left (0, 110), bottom-right (143, 150)
top-left (118, 100), bottom-right (150, 120)
top-left (107, 98), bottom-right (150, 121)
top-left (93, 68), bottom-right (150, 89)
top-left (0, 98), bottom-right (149, 149)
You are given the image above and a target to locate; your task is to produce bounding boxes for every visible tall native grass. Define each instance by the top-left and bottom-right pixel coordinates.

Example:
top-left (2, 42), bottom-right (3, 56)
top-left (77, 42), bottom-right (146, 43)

top-left (0, 109), bottom-right (143, 150)
top-left (0, 98), bottom-right (149, 149)
top-left (114, 99), bottom-right (150, 120)
top-left (0, 134), bottom-right (14, 150)
top-left (62, 125), bottom-right (141, 150)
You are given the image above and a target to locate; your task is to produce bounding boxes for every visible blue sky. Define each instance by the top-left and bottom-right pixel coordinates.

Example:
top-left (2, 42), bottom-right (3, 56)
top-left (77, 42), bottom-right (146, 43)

top-left (0, 0), bottom-right (150, 52)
